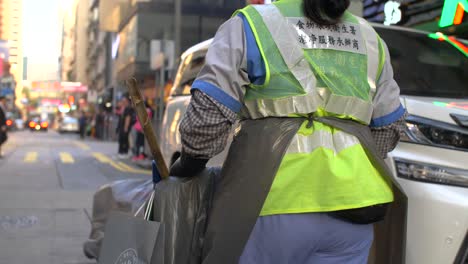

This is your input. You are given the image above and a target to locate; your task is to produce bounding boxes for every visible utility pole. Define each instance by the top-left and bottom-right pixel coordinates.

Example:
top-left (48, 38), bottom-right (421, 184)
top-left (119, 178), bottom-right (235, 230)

top-left (174, 0), bottom-right (182, 61)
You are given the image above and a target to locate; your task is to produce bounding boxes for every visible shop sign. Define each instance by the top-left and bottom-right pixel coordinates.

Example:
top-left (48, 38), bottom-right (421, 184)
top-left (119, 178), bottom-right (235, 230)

top-left (439, 0), bottom-right (467, 27)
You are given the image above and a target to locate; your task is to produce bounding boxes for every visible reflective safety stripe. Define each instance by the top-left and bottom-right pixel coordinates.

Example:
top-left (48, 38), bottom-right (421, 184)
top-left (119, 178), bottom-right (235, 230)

top-left (287, 130), bottom-right (360, 154)
top-left (253, 5), bottom-right (317, 94)
top-left (244, 90), bottom-right (373, 123)
top-left (323, 94), bottom-right (373, 124)
top-left (356, 16), bottom-right (379, 98)
top-left (244, 92), bottom-right (321, 119)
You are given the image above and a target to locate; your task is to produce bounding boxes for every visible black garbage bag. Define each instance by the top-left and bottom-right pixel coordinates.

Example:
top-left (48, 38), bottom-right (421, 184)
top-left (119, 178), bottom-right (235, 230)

top-left (83, 179), bottom-right (154, 260)
top-left (150, 167), bottom-right (221, 264)
top-left (95, 167), bottom-right (220, 264)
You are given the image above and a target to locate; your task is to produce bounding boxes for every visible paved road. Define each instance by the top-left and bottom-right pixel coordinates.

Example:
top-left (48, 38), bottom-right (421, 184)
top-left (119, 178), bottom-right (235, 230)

top-left (0, 130), bottom-right (151, 264)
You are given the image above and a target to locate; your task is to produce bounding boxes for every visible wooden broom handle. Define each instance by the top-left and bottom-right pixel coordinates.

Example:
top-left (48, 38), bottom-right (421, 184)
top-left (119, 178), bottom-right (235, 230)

top-left (126, 78), bottom-right (169, 179)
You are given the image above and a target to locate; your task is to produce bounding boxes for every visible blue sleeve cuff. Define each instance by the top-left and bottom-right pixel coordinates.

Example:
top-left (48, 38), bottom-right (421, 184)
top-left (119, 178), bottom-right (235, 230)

top-left (191, 80), bottom-right (242, 113)
top-left (370, 104), bottom-right (406, 127)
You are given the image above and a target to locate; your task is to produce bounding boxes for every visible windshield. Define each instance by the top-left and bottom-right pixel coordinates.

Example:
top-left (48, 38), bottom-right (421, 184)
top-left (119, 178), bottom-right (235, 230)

top-left (172, 49), bottom-right (207, 96)
top-left (376, 28), bottom-right (468, 99)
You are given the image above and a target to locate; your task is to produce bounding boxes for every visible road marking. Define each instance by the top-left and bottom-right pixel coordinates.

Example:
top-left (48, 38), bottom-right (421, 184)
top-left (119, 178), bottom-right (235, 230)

top-left (74, 141), bottom-right (90, 151)
top-left (92, 153), bottom-right (128, 172)
top-left (118, 162), bottom-right (152, 175)
top-left (59, 152), bottom-right (75, 164)
top-left (24, 152), bottom-right (38, 163)
top-left (117, 161), bottom-right (138, 171)
top-left (92, 152), bottom-right (151, 175)
top-left (92, 152), bottom-right (112, 163)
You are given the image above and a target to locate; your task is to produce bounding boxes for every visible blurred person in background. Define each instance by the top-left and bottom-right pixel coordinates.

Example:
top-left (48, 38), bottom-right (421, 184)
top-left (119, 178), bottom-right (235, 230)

top-left (88, 113), bottom-right (96, 138)
top-left (95, 109), bottom-right (105, 140)
top-left (0, 96), bottom-right (8, 158)
top-left (115, 100), bottom-right (124, 150)
top-left (117, 94), bottom-right (135, 159)
top-left (103, 110), bottom-right (111, 140)
top-left (132, 102), bottom-right (153, 161)
top-left (78, 111), bottom-right (87, 140)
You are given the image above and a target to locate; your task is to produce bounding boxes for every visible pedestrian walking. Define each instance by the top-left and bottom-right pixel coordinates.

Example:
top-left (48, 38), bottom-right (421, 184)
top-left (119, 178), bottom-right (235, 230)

top-left (0, 96), bottom-right (8, 158)
top-left (169, 0), bottom-right (407, 263)
top-left (95, 109), bottom-right (105, 140)
top-left (115, 100), bottom-right (123, 141)
top-left (78, 111), bottom-right (87, 140)
top-left (117, 93), bottom-right (134, 159)
top-left (132, 103), bottom-right (153, 161)
top-left (103, 111), bottom-right (110, 140)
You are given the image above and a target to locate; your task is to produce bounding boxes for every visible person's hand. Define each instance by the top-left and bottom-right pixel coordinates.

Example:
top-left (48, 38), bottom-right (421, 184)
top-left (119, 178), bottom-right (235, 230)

top-left (1, 126), bottom-right (6, 132)
top-left (169, 153), bottom-right (208, 178)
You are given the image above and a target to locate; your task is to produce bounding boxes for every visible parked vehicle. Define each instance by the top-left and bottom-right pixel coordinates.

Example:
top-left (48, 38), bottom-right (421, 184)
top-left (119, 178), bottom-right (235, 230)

top-left (58, 116), bottom-right (80, 133)
top-left (160, 25), bottom-right (468, 264)
top-left (5, 111), bottom-right (24, 131)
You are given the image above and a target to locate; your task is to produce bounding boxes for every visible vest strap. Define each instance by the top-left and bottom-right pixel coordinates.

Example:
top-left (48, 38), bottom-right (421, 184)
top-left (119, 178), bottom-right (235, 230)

top-left (356, 16), bottom-right (379, 98)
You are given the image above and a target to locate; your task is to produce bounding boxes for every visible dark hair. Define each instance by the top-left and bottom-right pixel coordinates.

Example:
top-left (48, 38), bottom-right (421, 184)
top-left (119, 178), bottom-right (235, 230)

top-left (303, 0), bottom-right (350, 25)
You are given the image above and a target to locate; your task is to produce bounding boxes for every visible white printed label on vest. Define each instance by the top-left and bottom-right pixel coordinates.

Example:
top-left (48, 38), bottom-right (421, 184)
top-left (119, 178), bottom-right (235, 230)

top-left (287, 18), bottom-right (366, 55)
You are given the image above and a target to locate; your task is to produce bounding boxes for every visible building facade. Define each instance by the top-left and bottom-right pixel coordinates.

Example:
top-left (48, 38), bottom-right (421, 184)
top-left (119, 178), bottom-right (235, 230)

top-left (60, 0), bottom-right (90, 84)
top-left (86, 0), bottom-right (115, 112)
top-left (0, 0), bottom-right (23, 109)
top-left (0, 0), bottom-right (6, 40)
top-left (97, 0), bottom-right (246, 111)
top-left (75, 0), bottom-right (89, 84)
top-left (60, 1), bottom-right (78, 81)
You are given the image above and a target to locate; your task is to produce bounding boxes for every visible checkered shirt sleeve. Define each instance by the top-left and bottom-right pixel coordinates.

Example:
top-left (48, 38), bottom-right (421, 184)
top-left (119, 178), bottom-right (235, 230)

top-left (179, 90), bottom-right (237, 159)
top-left (370, 111), bottom-right (408, 158)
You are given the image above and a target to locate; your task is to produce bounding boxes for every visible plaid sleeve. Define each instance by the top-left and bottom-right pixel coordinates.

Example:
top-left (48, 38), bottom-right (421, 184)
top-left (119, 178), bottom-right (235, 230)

top-left (179, 90), bottom-right (237, 159)
top-left (370, 111), bottom-right (408, 158)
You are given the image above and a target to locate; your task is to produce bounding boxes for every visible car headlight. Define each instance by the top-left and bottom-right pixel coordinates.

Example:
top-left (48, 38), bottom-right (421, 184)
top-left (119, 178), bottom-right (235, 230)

top-left (401, 115), bottom-right (468, 151)
top-left (395, 159), bottom-right (468, 188)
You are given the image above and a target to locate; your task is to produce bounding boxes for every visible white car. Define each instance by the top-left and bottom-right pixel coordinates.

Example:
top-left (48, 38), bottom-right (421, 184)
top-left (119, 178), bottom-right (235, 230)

top-left (160, 25), bottom-right (468, 264)
top-left (58, 116), bottom-right (80, 133)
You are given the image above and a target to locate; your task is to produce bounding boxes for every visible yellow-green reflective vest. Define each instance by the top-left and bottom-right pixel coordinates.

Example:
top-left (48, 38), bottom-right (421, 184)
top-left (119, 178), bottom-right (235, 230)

top-left (235, 1), bottom-right (393, 216)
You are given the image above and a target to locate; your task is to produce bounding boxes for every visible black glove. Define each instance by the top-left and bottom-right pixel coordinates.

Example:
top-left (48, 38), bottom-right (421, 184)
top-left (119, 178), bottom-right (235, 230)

top-left (169, 153), bottom-right (208, 178)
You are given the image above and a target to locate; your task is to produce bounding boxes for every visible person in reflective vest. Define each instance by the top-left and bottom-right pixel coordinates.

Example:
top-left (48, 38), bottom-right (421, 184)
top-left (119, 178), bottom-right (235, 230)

top-left (170, 0), bottom-right (407, 263)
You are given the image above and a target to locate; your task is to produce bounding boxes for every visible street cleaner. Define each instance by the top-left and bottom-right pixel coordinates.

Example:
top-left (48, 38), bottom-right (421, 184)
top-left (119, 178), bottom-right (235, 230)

top-left (170, 0), bottom-right (407, 263)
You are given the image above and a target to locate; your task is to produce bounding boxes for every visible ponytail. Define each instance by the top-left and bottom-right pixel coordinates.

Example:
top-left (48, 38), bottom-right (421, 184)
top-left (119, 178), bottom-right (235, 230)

top-left (302, 0), bottom-right (350, 25)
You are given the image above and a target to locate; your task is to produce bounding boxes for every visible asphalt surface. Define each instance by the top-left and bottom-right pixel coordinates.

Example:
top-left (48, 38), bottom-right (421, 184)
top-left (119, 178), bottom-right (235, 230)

top-left (0, 130), bottom-right (151, 264)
